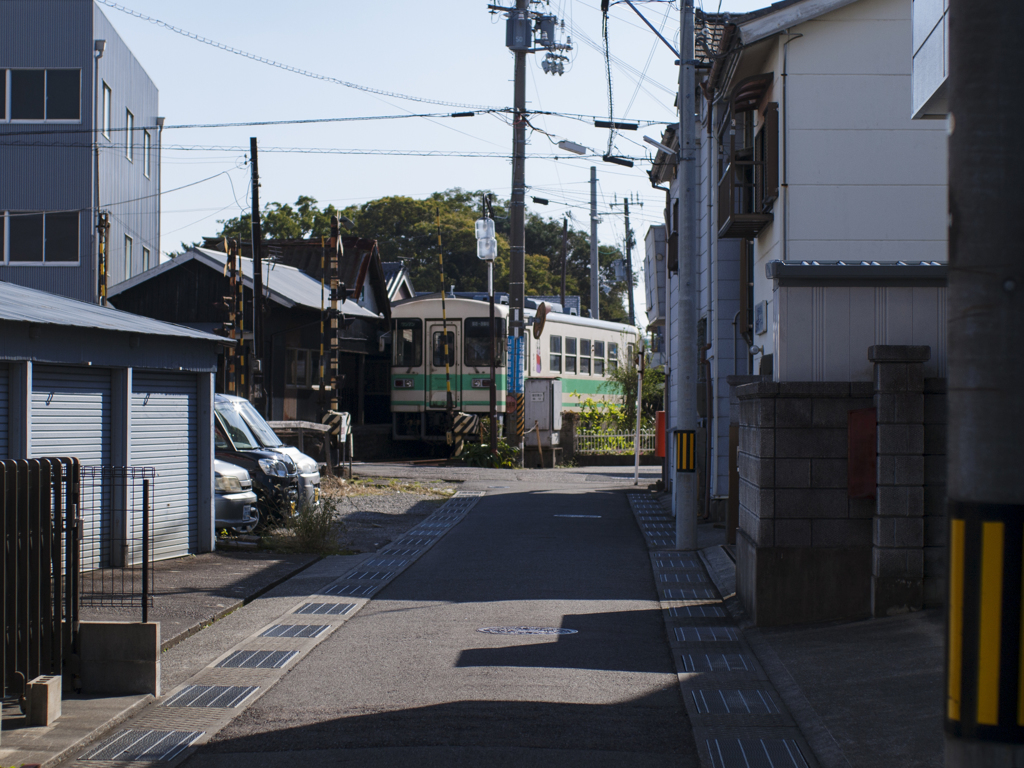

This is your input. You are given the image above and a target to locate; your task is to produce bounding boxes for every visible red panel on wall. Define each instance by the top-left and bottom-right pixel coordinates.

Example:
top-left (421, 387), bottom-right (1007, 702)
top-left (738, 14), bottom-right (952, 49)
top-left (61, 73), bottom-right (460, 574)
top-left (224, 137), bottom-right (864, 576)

top-left (848, 408), bottom-right (877, 499)
top-left (655, 411), bottom-right (666, 458)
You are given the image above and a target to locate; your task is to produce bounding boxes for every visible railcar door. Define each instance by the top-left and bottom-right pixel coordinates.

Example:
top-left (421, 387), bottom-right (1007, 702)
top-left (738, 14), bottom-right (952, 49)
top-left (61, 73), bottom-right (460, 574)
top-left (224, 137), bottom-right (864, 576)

top-left (427, 322), bottom-right (460, 409)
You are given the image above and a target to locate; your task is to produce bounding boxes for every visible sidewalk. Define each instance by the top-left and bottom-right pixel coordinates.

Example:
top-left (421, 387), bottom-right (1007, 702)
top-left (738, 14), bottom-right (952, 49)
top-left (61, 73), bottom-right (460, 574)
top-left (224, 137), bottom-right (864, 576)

top-left (644, 493), bottom-right (945, 768)
top-left (0, 550), bottom-right (318, 768)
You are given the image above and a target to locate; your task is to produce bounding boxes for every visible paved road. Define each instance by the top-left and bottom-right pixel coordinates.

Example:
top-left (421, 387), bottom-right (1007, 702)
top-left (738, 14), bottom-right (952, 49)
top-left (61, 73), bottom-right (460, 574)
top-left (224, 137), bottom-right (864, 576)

top-left (184, 473), bottom-right (696, 767)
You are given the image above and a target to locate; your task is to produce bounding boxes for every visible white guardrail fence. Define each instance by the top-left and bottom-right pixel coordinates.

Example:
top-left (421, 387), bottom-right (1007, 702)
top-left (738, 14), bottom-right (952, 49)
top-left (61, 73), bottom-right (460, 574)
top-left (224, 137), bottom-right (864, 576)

top-left (575, 430), bottom-right (657, 454)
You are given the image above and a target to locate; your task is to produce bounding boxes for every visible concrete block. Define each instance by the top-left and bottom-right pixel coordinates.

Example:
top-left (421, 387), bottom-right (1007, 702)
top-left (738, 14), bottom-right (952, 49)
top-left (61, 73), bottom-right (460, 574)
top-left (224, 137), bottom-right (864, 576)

top-left (849, 497), bottom-right (876, 519)
top-left (892, 455), bottom-right (924, 486)
top-left (776, 488), bottom-right (850, 519)
top-left (908, 364), bottom-right (925, 392)
top-left (893, 517), bottom-right (925, 548)
top-left (873, 517), bottom-right (896, 548)
top-left (925, 516), bottom-right (947, 548)
top-left (736, 381), bottom-right (779, 399)
top-left (868, 345), bottom-right (931, 364)
top-left (875, 363), bottom-right (909, 393)
top-left (776, 398), bottom-right (813, 428)
top-left (811, 398), bottom-right (855, 428)
top-left (924, 486), bottom-right (947, 517)
top-left (811, 459), bottom-right (847, 489)
top-left (739, 452), bottom-right (775, 488)
top-left (876, 485), bottom-right (925, 517)
top-left (875, 393), bottom-right (924, 425)
top-left (27, 675), bottom-right (61, 726)
top-left (753, 398), bottom-right (776, 428)
top-left (775, 459), bottom-right (811, 488)
top-left (740, 506), bottom-right (774, 546)
top-left (873, 547), bottom-right (911, 578)
top-left (774, 519), bottom-right (812, 547)
top-left (77, 622), bottom-right (160, 696)
top-left (877, 424), bottom-right (924, 455)
top-left (924, 455), bottom-right (946, 486)
top-left (924, 422), bottom-right (946, 455)
top-left (739, 426), bottom-right (774, 458)
top-left (924, 392), bottom-right (947, 424)
top-left (812, 518), bottom-right (872, 547)
top-left (851, 381), bottom-right (875, 398)
top-left (924, 377), bottom-right (947, 395)
top-left (775, 428), bottom-right (848, 459)
top-left (778, 381), bottom-right (851, 398)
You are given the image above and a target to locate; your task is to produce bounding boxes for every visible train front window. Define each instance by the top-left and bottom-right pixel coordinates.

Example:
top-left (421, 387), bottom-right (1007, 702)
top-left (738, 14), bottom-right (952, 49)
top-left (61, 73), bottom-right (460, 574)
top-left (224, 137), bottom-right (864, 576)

top-left (432, 331), bottom-right (455, 367)
top-left (464, 317), bottom-right (506, 367)
top-left (394, 319), bottom-right (422, 367)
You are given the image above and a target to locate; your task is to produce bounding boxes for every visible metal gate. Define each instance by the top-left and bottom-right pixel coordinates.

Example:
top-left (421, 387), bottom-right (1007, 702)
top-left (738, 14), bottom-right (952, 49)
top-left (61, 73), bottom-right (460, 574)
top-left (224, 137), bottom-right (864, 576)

top-left (32, 365), bottom-right (111, 568)
top-left (0, 363), bottom-right (8, 459)
top-left (131, 372), bottom-right (197, 561)
top-left (1, 458), bottom-right (80, 701)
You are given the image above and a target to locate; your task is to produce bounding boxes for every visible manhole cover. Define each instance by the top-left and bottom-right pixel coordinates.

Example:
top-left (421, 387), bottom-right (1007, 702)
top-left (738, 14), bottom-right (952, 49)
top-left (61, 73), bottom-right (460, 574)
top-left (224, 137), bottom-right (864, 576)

top-left (477, 626), bottom-right (578, 635)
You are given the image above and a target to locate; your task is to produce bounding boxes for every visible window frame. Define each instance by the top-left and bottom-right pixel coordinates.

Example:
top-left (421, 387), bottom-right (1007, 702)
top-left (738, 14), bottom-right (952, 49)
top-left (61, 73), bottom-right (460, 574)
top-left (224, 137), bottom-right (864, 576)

top-left (431, 330), bottom-right (456, 368)
top-left (2, 210), bottom-right (80, 265)
top-left (124, 234), bottom-right (133, 280)
top-left (463, 317), bottom-right (506, 368)
top-left (393, 318), bottom-right (423, 368)
top-left (125, 109), bottom-right (134, 161)
top-left (143, 129), bottom-right (151, 178)
top-left (102, 82), bottom-right (111, 138)
top-left (142, 246), bottom-right (151, 272)
top-left (2, 69), bottom-right (81, 123)
top-left (285, 348), bottom-right (313, 388)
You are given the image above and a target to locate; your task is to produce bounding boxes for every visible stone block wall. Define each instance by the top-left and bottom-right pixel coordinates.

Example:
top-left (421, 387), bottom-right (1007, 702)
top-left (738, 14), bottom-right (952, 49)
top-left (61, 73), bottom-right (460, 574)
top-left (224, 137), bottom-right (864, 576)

top-left (923, 377), bottom-right (947, 607)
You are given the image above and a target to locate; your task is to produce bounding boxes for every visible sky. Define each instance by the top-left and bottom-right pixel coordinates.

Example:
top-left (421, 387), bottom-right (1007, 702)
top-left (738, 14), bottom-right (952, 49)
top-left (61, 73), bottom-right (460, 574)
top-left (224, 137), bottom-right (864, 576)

top-left (100, 0), bottom-right (767, 306)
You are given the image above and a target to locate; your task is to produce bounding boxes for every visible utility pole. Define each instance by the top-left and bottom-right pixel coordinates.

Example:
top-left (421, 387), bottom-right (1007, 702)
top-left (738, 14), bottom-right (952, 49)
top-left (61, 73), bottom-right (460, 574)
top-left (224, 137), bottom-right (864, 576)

top-left (590, 165), bottom-right (599, 319)
top-left (611, 196), bottom-right (638, 326)
top-left (249, 137), bottom-right (265, 415)
top-left (675, 0), bottom-right (698, 551)
top-left (560, 216), bottom-right (568, 309)
top-left (944, 1), bottom-right (1024, 764)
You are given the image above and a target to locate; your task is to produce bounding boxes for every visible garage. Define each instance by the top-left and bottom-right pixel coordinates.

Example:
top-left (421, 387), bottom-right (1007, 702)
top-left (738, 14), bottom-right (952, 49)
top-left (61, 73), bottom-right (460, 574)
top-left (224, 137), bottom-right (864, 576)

top-left (131, 371), bottom-right (198, 561)
top-left (31, 365), bottom-right (112, 465)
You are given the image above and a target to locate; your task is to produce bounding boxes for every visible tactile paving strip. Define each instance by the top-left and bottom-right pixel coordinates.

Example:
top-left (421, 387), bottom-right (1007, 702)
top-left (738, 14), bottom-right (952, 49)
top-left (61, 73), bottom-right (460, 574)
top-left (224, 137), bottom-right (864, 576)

top-left (674, 626), bottom-right (739, 642)
top-left (662, 587), bottom-right (719, 600)
top-left (321, 583), bottom-right (376, 596)
top-left (294, 602), bottom-right (355, 615)
top-left (343, 571), bottom-right (394, 580)
top-left (706, 738), bottom-right (810, 768)
top-left (680, 653), bottom-right (752, 673)
top-left (260, 624), bottom-right (330, 638)
top-left (669, 604), bottom-right (727, 618)
top-left (80, 729), bottom-right (204, 761)
top-left (692, 689), bottom-right (780, 715)
top-left (163, 685), bottom-right (258, 708)
top-left (216, 650), bottom-right (297, 669)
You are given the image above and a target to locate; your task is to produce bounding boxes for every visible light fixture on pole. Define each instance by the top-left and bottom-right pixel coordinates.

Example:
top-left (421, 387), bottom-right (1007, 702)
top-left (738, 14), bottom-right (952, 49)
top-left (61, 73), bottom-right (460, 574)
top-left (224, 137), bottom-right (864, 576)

top-left (476, 205), bottom-right (499, 460)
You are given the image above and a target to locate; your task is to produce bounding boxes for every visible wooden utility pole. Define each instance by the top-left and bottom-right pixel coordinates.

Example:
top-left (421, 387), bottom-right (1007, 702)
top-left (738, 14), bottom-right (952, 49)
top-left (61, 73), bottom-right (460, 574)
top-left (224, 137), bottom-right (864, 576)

top-left (560, 217), bottom-right (568, 309)
top-left (249, 137), bottom-right (265, 414)
top-left (226, 238), bottom-right (240, 395)
top-left (624, 197), bottom-right (635, 327)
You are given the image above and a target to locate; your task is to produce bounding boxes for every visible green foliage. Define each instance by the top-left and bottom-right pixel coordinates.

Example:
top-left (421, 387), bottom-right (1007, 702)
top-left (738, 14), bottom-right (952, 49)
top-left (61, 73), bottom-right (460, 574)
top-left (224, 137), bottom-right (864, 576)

top-left (214, 188), bottom-right (634, 321)
top-left (262, 497), bottom-right (343, 555)
top-left (572, 355), bottom-right (666, 435)
top-left (460, 440), bottom-right (520, 469)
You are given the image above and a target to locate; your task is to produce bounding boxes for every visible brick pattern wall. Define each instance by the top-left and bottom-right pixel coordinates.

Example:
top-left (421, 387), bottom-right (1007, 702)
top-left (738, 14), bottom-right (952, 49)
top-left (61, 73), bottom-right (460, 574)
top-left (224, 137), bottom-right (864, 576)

top-left (737, 382), bottom-right (875, 550)
top-left (923, 378), bottom-right (947, 607)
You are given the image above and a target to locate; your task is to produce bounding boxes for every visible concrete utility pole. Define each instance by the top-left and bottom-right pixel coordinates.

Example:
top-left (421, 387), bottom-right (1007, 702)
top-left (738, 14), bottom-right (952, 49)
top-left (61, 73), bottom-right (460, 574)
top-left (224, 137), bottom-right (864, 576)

top-left (674, 0), bottom-right (698, 551)
top-left (590, 165), bottom-right (600, 319)
top-left (560, 216), bottom-right (568, 309)
top-left (249, 136), bottom-right (265, 415)
top-left (944, 1), bottom-right (1024, 763)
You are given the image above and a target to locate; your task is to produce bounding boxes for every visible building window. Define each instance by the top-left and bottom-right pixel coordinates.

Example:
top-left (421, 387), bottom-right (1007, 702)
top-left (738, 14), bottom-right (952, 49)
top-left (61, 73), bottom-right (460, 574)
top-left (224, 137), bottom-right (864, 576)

top-left (125, 109), bottom-right (134, 161)
top-left (102, 82), bottom-right (111, 138)
top-left (393, 318), bottom-right (422, 367)
top-left (4, 211), bottom-right (78, 264)
top-left (142, 246), bottom-right (151, 271)
top-left (464, 317), bottom-right (506, 367)
top-left (549, 335), bottom-right (562, 373)
top-left (143, 130), bottom-right (151, 178)
top-left (3, 69), bottom-right (80, 122)
top-left (286, 349), bottom-right (311, 387)
top-left (124, 234), bottom-right (133, 279)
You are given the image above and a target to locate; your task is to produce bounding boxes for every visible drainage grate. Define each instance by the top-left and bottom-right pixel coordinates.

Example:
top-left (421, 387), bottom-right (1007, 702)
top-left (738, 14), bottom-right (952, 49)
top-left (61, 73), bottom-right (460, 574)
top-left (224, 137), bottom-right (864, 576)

top-left (660, 572), bottom-right (709, 584)
top-left (321, 583), bottom-right (376, 597)
top-left (163, 685), bottom-right (258, 708)
top-left (662, 587), bottom-right (718, 600)
top-left (378, 548), bottom-right (419, 557)
top-left (216, 650), bottom-right (298, 669)
top-left (669, 605), bottom-right (726, 618)
top-left (692, 689), bottom-right (780, 715)
top-left (706, 738), bottom-right (809, 768)
top-left (477, 627), bottom-right (578, 635)
top-left (343, 571), bottom-right (394, 580)
top-left (364, 558), bottom-right (409, 568)
top-left (675, 626), bottom-right (739, 643)
top-left (81, 729), bottom-right (204, 761)
top-left (681, 653), bottom-right (751, 673)
top-left (294, 602), bottom-right (355, 615)
top-left (260, 624), bottom-right (330, 638)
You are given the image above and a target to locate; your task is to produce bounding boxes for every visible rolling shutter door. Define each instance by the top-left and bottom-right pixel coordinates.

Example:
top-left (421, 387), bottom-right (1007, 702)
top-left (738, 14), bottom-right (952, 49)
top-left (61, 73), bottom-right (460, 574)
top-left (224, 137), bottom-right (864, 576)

top-left (32, 365), bottom-right (112, 568)
top-left (131, 371), bottom-right (198, 561)
top-left (0, 364), bottom-right (8, 459)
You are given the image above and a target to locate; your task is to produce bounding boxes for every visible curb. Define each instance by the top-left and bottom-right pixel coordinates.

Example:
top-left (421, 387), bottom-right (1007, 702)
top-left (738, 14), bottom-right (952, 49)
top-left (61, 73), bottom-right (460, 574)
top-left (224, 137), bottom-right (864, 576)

top-left (41, 694), bottom-right (153, 768)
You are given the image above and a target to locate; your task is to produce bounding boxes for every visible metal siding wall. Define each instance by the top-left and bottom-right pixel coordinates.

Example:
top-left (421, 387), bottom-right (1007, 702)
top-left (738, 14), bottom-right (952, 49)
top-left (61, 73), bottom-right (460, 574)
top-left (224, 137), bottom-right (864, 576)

top-left (0, 363), bottom-right (8, 458)
top-left (94, 6), bottom-right (160, 288)
top-left (131, 371), bottom-right (197, 561)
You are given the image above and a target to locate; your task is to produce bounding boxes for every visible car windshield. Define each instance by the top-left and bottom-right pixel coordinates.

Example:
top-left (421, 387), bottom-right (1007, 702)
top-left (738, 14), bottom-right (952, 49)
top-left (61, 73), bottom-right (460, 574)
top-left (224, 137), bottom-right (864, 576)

top-left (234, 399), bottom-right (284, 447)
top-left (215, 406), bottom-right (260, 451)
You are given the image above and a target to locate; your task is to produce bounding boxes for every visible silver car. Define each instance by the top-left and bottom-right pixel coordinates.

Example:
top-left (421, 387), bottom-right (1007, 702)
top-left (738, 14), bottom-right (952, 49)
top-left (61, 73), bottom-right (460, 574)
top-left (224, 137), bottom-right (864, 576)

top-left (214, 394), bottom-right (322, 511)
top-left (214, 459), bottom-right (259, 532)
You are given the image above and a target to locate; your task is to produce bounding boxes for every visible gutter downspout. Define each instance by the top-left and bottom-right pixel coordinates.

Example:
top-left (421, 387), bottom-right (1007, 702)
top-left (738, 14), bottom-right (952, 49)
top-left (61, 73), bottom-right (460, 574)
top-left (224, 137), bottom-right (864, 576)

top-left (781, 32), bottom-right (802, 264)
top-left (700, 340), bottom-right (713, 519)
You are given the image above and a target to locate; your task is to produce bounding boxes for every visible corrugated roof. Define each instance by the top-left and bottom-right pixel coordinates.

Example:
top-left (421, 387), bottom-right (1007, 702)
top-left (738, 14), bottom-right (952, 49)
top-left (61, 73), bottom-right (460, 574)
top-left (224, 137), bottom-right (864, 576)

top-left (0, 280), bottom-right (226, 342)
top-left (109, 248), bottom-right (381, 320)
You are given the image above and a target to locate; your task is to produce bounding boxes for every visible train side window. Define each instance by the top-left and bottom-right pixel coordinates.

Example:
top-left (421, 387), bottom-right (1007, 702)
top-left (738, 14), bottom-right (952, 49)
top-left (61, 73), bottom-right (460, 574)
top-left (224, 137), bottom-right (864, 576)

top-left (580, 357), bottom-right (591, 375)
top-left (566, 338), bottom-right (577, 355)
top-left (594, 341), bottom-right (605, 358)
top-left (594, 358), bottom-right (605, 375)
top-left (549, 335), bottom-right (562, 372)
top-left (464, 317), bottom-right (506, 366)
top-left (394, 318), bottom-right (422, 367)
top-left (608, 342), bottom-right (619, 371)
top-left (565, 337), bottom-right (577, 373)
top-left (432, 331), bottom-right (455, 367)
top-left (580, 339), bottom-right (591, 357)
top-left (627, 343), bottom-right (636, 365)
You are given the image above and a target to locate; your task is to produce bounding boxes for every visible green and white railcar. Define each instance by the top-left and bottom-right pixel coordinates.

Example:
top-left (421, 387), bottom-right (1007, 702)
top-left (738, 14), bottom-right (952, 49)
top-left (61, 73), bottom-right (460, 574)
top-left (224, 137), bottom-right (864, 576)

top-left (390, 293), bottom-right (640, 441)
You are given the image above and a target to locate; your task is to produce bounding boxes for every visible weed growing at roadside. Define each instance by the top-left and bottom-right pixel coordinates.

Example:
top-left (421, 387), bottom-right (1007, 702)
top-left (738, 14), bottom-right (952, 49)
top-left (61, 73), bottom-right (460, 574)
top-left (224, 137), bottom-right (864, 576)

top-left (261, 496), bottom-right (348, 555)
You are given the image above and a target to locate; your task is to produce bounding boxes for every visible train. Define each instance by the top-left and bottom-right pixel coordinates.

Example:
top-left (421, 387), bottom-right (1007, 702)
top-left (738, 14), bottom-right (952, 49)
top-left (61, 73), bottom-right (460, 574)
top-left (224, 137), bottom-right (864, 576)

top-left (390, 293), bottom-right (641, 441)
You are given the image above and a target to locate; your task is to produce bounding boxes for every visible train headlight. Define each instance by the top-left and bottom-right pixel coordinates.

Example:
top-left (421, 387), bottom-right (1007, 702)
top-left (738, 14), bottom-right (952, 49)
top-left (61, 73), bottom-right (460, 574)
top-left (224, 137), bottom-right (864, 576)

top-left (394, 378), bottom-right (414, 389)
top-left (472, 378), bottom-right (492, 389)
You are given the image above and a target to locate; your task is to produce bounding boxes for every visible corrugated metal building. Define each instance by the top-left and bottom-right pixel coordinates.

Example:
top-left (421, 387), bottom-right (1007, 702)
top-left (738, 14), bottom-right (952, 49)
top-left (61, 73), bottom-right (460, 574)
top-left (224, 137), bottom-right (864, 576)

top-left (0, 0), bottom-right (160, 303)
top-left (0, 280), bottom-right (225, 560)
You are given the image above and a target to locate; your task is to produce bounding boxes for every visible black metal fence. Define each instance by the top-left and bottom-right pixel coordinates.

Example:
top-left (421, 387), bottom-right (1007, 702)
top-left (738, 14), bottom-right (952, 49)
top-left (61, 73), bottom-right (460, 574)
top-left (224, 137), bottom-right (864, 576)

top-left (1, 458), bottom-right (80, 701)
top-left (79, 466), bottom-right (155, 622)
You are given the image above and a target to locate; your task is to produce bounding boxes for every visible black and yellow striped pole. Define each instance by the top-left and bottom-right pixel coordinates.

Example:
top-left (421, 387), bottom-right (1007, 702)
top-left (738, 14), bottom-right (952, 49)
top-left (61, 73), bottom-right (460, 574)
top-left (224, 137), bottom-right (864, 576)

top-left (437, 207), bottom-right (454, 445)
top-left (96, 212), bottom-right (109, 306)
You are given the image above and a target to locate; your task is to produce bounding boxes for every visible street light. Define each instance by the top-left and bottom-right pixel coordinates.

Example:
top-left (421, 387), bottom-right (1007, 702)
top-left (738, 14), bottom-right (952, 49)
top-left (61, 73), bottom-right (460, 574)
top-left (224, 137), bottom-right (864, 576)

top-left (476, 202), bottom-right (499, 459)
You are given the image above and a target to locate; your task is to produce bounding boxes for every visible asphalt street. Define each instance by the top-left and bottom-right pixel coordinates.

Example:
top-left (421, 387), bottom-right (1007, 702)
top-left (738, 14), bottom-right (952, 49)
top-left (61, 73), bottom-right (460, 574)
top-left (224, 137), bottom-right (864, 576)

top-left (183, 472), bottom-right (697, 767)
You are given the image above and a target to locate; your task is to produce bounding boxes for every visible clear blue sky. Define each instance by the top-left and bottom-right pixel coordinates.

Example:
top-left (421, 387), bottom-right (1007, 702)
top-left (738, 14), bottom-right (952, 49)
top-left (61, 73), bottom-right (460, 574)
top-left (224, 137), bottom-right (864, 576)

top-left (101, 0), bottom-right (766, 304)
